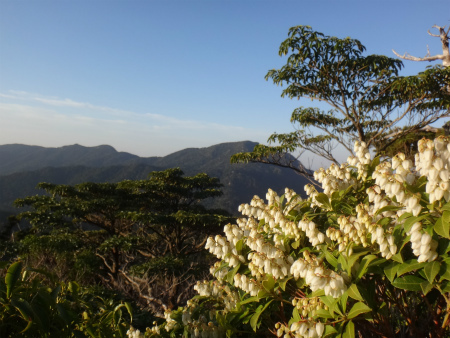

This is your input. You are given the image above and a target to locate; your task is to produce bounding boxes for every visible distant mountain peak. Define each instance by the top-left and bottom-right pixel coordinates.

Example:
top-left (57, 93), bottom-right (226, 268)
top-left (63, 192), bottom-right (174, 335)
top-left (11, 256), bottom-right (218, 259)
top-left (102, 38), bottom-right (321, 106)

top-left (0, 140), bottom-right (310, 221)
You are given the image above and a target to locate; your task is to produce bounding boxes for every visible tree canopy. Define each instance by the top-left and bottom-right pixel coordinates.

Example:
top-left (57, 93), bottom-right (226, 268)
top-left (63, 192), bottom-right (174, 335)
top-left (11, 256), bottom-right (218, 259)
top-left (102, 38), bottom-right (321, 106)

top-left (12, 168), bottom-right (233, 317)
top-left (231, 25), bottom-right (450, 174)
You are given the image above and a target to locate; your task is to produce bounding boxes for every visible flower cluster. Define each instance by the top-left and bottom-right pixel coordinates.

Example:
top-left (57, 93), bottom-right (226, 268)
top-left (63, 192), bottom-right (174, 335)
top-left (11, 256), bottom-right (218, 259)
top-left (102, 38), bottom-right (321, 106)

top-left (347, 141), bottom-right (372, 179)
top-left (407, 222), bottom-right (438, 262)
top-left (201, 266), bottom-right (240, 311)
top-left (241, 192), bottom-right (303, 242)
top-left (194, 280), bottom-right (222, 297)
top-left (292, 296), bottom-right (327, 317)
top-left (372, 156), bottom-right (421, 216)
top-left (298, 219), bottom-right (326, 247)
top-left (327, 215), bottom-right (366, 254)
top-left (205, 235), bottom-right (245, 267)
top-left (182, 315), bottom-right (223, 338)
top-left (313, 163), bottom-right (356, 196)
top-left (209, 262), bottom-right (230, 282)
top-left (179, 295), bottom-right (230, 338)
top-left (370, 226), bottom-right (397, 259)
top-left (233, 273), bottom-right (263, 296)
top-left (416, 137), bottom-right (450, 203)
top-left (290, 251), bottom-right (347, 298)
top-left (145, 137), bottom-right (450, 338)
top-left (275, 320), bottom-right (325, 338)
top-left (127, 327), bottom-right (144, 338)
top-left (163, 310), bottom-right (177, 332)
top-left (246, 236), bottom-right (293, 279)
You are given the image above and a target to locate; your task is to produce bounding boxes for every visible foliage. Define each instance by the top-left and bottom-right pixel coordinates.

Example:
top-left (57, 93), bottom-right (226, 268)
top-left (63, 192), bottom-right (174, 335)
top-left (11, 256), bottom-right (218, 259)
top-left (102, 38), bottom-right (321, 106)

top-left (139, 136), bottom-right (450, 338)
top-left (0, 141), bottom-right (311, 226)
top-left (0, 260), bottom-right (133, 337)
top-left (12, 168), bottom-right (233, 316)
top-left (374, 126), bottom-right (446, 160)
top-left (231, 25), bottom-right (450, 172)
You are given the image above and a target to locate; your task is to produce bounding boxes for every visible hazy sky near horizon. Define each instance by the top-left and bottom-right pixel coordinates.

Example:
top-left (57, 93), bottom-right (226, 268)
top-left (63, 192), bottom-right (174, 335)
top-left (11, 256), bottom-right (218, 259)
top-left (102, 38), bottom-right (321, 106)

top-left (1, 0), bottom-right (449, 165)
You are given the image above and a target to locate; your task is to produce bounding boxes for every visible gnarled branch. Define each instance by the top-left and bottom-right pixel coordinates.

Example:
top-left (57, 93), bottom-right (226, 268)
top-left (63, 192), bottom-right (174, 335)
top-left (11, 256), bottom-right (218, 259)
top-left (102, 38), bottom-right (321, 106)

top-left (393, 25), bottom-right (450, 67)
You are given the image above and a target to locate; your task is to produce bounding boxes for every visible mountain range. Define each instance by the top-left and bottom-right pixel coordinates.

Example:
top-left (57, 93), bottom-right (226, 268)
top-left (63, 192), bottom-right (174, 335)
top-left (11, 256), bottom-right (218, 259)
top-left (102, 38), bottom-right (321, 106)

top-left (0, 141), bottom-right (310, 227)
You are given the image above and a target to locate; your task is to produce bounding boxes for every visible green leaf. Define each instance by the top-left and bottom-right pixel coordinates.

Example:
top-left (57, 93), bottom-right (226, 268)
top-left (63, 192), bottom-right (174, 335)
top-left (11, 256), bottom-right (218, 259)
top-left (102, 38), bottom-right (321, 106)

top-left (85, 324), bottom-right (97, 337)
top-left (6, 261), bottom-right (23, 299)
top-left (397, 260), bottom-right (426, 277)
top-left (19, 320), bottom-right (33, 334)
top-left (347, 302), bottom-right (371, 319)
top-left (323, 325), bottom-right (338, 337)
top-left (347, 284), bottom-right (364, 302)
top-left (420, 281), bottom-right (433, 295)
top-left (235, 239), bottom-right (244, 253)
top-left (113, 306), bottom-right (123, 326)
top-left (11, 297), bottom-right (34, 325)
top-left (391, 252), bottom-right (404, 263)
top-left (435, 211), bottom-right (450, 239)
top-left (392, 275), bottom-right (426, 291)
top-left (346, 250), bottom-right (369, 275)
top-left (440, 259), bottom-right (450, 281)
top-left (278, 277), bottom-right (292, 291)
top-left (315, 193), bottom-right (331, 209)
top-left (355, 254), bottom-right (377, 280)
top-left (56, 303), bottom-right (73, 325)
top-left (239, 296), bottom-right (260, 305)
top-left (50, 285), bottom-right (61, 302)
top-left (315, 308), bottom-right (334, 319)
top-left (424, 261), bottom-right (440, 283)
top-left (377, 217), bottom-right (391, 226)
top-left (440, 281), bottom-right (450, 294)
top-left (403, 215), bottom-right (429, 233)
top-left (438, 238), bottom-right (450, 255)
top-left (375, 205), bottom-right (402, 216)
top-left (337, 254), bottom-right (348, 273)
top-left (262, 275), bottom-right (275, 292)
top-left (320, 295), bottom-right (342, 316)
top-left (443, 201), bottom-right (450, 211)
top-left (226, 264), bottom-right (240, 285)
top-left (308, 289), bottom-right (325, 298)
top-left (384, 262), bottom-right (400, 283)
top-left (124, 302), bottom-right (133, 323)
top-left (320, 295), bottom-right (336, 309)
top-left (342, 320), bottom-right (355, 338)
top-left (339, 291), bottom-right (348, 313)
top-left (249, 300), bottom-right (273, 331)
top-left (324, 250), bottom-right (338, 268)
top-left (397, 212), bottom-right (413, 223)
top-left (291, 240), bottom-right (300, 249)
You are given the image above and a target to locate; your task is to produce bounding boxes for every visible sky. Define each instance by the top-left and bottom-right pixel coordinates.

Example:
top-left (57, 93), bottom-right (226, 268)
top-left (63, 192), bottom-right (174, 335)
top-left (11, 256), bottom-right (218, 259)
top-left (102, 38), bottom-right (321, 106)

top-left (0, 0), bottom-right (449, 166)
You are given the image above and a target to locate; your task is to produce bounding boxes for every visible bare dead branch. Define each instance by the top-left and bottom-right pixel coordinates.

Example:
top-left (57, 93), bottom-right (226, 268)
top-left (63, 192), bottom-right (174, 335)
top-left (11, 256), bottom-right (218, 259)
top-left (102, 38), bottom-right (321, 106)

top-left (392, 49), bottom-right (445, 63)
top-left (395, 25), bottom-right (450, 67)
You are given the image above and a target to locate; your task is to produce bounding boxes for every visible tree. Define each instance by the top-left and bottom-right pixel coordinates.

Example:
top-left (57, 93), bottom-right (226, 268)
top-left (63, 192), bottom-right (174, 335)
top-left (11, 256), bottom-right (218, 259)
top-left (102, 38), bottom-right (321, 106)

top-left (231, 25), bottom-right (450, 175)
top-left (13, 168), bottom-right (233, 317)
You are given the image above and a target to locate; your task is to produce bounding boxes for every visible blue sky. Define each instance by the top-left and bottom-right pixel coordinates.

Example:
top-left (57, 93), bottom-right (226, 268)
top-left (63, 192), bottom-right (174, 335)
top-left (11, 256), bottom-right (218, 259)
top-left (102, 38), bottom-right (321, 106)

top-left (0, 0), bottom-right (449, 165)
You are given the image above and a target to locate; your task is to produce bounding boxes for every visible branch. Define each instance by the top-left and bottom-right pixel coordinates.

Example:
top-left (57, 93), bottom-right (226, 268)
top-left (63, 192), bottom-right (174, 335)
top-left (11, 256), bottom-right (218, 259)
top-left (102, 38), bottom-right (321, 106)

top-left (392, 49), bottom-right (444, 63)
top-left (120, 270), bottom-right (168, 317)
top-left (394, 25), bottom-right (449, 67)
top-left (95, 253), bottom-right (115, 275)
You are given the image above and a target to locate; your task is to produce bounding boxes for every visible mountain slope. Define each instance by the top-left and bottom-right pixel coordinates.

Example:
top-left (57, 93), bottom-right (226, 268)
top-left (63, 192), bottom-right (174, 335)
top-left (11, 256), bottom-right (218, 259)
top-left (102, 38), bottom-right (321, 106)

top-left (0, 141), bottom-right (310, 224)
top-left (0, 144), bottom-right (158, 175)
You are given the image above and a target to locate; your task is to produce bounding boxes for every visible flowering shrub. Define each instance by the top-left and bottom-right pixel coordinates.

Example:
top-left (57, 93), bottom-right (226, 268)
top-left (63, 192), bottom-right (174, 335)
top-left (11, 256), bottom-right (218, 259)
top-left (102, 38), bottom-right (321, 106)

top-left (129, 137), bottom-right (450, 338)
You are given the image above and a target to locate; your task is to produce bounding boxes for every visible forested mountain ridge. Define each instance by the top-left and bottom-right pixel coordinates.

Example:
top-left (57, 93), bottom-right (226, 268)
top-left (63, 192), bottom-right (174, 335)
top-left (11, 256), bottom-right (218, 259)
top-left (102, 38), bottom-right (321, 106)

top-left (0, 141), bottom-right (309, 225)
top-left (0, 143), bottom-right (159, 175)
